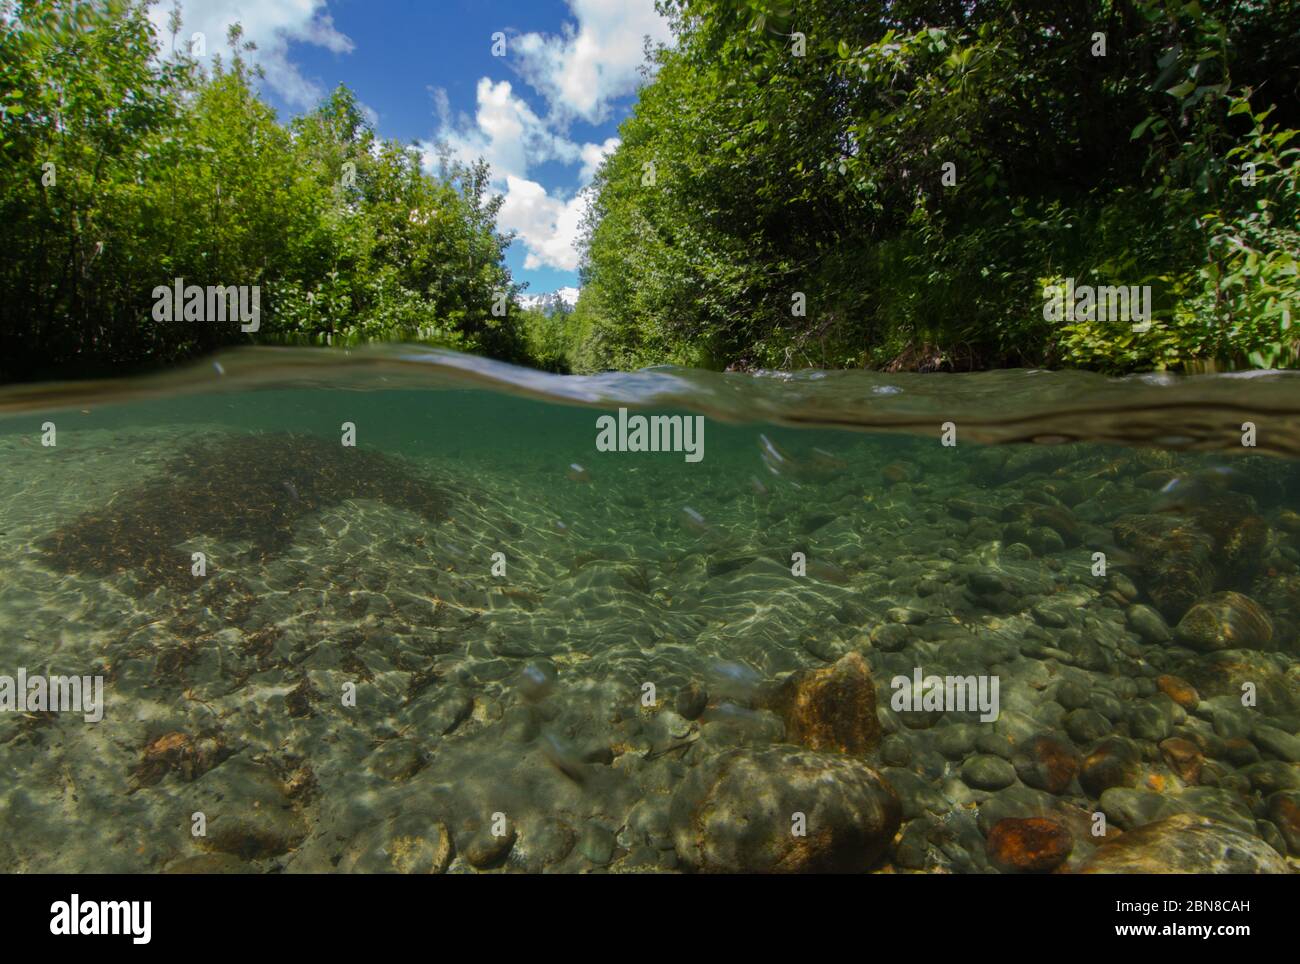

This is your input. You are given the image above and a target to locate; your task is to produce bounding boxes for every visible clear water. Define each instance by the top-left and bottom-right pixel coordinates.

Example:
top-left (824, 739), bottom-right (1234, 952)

top-left (0, 347), bottom-right (1297, 873)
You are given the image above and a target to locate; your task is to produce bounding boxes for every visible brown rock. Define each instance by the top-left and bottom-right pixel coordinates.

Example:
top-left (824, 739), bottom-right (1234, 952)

top-left (1159, 737), bottom-right (1204, 784)
top-left (769, 651), bottom-right (880, 755)
top-left (1155, 674), bottom-right (1200, 711)
top-left (986, 817), bottom-right (1073, 873)
top-left (1014, 735), bottom-right (1080, 795)
top-left (1079, 738), bottom-right (1141, 798)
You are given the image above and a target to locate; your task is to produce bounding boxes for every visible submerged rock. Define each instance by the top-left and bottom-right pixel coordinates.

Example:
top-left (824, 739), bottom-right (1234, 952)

top-left (1126, 604), bottom-right (1171, 643)
top-left (767, 651), bottom-right (880, 755)
top-left (1174, 592), bottom-right (1273, 653)
top-left (1013, 735), bottom-right (1080, 795)
top-left (1159, 737), bottom-right (1204, 784)
top-left (1077, 814), bottom-right (1290, 873)
top-left (670, 746), bottom-right (900, 873)
top-left (1267, 791), bottom-right (1300, 856)
top-left (1079, 738), bottom-right (1141, 797)
top-left (962, 754), bottom-right (1017, 791)
top-left (1154, 674), bottom-right (1199, 710)
top-left (188, 757), bottom-right (307, 860)
top-left (985, 817), bottom-right (1073, 873)
top-left (1183, 650), bottom-right (1299, 715)
top-left (340, 814), bottom-right (454, 874)
top-left (1112, 515), bottom-right (1215, 621)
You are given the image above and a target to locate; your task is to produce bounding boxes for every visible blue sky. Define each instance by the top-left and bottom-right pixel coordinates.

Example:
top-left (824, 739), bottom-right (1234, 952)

top-left (150, 0), bottom-right (675, 293)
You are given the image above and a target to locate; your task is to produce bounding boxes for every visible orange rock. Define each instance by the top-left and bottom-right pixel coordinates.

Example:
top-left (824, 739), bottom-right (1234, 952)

top-left (769, 651), bottom-right (880, 755)
top-left (1016, 735), bottom-right (1080, 795)
top-left (1159, 737), bottom-right (1204, 784)
top-left (1155, 674), bottom-right (1200, 711)
top-left (986, 817), bottom-right (1073, 873)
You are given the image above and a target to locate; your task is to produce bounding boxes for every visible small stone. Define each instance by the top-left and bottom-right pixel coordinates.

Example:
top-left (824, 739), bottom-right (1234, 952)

top-left (1126, 604), bottom-right (1171, 643)
top-left (985, 817), bottom-right (1072, 873)
top-left (886, 606), bottom-right (927, 625)
top-left (1054, 681), bottom-right (1091, 710)
top-left (1266, 791), bottom-right (1300, 856)
top-left (577, 822), bottom-right (616, 865)
top-left (463, 825), bottom-right (517, 869)
top-left (1159, 737), bottom-right (1204, 784)
top-left (894, 820), bottom-right (933, 870)
top-left (1031, 602), bottom-right (1070, 629)
top-left (1063, 708), bottom-right (1110, 745)
top-left (1013, 735), bottom-right (1079, 795)
top-left (869, 622), bottom-right (909, 652)
top-left (935, 723), bottom-right (979, 760)
top-left (1109, 573), bottom-right (1139, 602)
top-left (1155, 674), bottom-right (1199, 711)
top-left (1251, 724), bottom-right (1300, 763)
top-left (675, 682), bottom-right (708, 720)
top-left (512, 816), bottom-right (576, 870)
top-left (367, 739), bottom-right (425, 782)
top-left (1129, 702), bottom-right (1172, 743)
top-left (1079, 738), bottom-right (1141, 797)
top-left (1222, 737), bottom-right (1261, 766)
top-left (962, 754), bottom-right (1017, 791)
top-left (974, 784), bottom-right (1058, 836)
top-left (880, 734), bottom-right (912, 767)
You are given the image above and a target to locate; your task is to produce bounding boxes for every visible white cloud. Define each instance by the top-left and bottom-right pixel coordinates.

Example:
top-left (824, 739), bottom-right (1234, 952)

top-left (428, 78), bottom-right (580, 183)
top-left (424, 84), bottom-right (621, 272)
top-left (499, 176), bottom-right (590, 272)
top-left (513, 0), bottom-right (673, 124)
top-left (150, 0), bottom-right (354, 109)
top-left (579, 136), bottom-right (620, 182)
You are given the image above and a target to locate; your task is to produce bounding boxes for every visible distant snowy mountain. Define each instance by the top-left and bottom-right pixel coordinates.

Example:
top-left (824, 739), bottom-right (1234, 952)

top-left (516, 286), bottom-right (580, 315)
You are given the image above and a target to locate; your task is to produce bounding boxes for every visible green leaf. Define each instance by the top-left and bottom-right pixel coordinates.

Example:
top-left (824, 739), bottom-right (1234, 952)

top-left (1130, 116), bottom-right (1156, 140)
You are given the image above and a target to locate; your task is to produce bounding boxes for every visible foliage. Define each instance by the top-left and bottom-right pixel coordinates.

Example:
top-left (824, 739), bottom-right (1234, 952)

top-left (575, 0), bottom-right (1300, 372)
top-left (0, 0), bottom-right (526, 382)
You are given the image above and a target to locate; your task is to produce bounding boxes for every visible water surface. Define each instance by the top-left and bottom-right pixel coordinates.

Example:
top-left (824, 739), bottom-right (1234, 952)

top-left (0, 348), bottom-right (1296, 873)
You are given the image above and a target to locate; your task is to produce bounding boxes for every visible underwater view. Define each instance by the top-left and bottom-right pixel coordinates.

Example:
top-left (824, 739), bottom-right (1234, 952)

top-left (1, 348), bottom-right (1297, 876)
